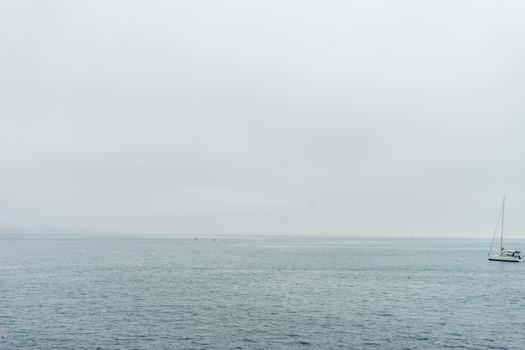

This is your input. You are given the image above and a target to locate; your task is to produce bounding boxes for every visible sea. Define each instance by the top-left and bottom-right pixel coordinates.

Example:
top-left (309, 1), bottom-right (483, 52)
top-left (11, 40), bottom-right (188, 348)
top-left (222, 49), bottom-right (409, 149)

top-left (1, 235), bottom-right (524, 349)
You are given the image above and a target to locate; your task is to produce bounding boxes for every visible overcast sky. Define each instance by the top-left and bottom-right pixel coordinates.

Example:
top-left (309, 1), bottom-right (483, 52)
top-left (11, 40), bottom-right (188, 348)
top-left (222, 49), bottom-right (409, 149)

top-left (1, 1), bottom-right (524, 236)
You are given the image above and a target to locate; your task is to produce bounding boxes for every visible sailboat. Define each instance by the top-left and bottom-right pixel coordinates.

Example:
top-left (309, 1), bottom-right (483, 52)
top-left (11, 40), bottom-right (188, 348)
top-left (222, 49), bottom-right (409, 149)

top-left (488, 197), bottom-right (524, 262)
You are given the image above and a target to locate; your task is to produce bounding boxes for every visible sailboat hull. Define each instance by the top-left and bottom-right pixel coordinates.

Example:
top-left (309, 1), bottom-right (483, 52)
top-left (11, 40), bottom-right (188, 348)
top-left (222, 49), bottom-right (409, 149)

top-left (488, 255), bottom-right (524, 262)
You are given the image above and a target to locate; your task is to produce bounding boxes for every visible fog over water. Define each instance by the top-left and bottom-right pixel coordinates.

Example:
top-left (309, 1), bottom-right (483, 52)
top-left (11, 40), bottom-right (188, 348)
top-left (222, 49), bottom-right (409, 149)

top-left (1, 1), bottom-right (525, 236)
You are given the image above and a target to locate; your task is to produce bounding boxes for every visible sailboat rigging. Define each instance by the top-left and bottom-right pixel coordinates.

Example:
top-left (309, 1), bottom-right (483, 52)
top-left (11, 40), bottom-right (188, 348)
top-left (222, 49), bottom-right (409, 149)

top-left (488, 197), bottom-right (523, 262)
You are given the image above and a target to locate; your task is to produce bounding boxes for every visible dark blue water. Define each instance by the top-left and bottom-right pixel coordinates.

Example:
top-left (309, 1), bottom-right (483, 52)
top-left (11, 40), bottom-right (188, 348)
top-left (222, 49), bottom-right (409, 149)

top-left (1, 235), bottom-right (524, 349)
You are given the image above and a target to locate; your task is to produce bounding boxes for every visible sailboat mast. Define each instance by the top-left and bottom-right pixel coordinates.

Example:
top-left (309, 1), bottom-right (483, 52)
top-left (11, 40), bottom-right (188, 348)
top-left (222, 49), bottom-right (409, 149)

top-left (501, 196), bottom-right (505, 251)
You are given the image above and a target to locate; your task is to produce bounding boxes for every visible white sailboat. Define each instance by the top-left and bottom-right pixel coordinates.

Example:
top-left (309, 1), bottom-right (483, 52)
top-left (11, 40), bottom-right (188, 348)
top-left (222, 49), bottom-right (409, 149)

top-left (488, 197), bottom-right (523, 262)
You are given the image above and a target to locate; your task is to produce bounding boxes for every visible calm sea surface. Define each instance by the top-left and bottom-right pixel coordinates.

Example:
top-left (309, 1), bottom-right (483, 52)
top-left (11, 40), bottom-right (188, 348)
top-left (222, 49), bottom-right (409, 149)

top-left (1, 235), bottom-right (524, 349)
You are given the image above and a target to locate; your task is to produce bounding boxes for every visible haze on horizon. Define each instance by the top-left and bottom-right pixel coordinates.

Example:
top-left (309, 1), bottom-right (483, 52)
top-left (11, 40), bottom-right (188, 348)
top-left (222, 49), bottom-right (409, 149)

top-left (1, 1), bottom-right (524, 237)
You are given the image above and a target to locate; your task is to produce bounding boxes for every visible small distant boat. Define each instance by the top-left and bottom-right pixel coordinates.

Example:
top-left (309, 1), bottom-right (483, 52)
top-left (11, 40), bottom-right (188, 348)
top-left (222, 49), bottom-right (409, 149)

top-left (488, 197), bottom-right (523, 262)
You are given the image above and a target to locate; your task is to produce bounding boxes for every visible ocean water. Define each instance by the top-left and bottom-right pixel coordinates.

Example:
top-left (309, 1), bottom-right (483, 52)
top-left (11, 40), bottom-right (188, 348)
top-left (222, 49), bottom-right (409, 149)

top-left (1, 235), bottom-right (524, 349)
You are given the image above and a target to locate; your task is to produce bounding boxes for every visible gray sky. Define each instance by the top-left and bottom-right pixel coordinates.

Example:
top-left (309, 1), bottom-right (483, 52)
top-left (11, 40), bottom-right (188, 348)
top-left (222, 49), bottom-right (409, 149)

top-left (1, 1), bottom-right (525, 236)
